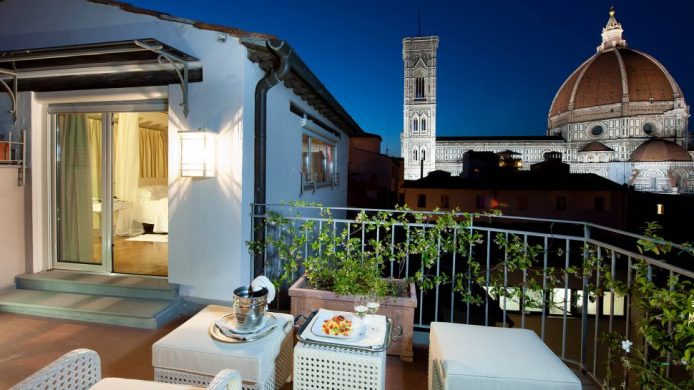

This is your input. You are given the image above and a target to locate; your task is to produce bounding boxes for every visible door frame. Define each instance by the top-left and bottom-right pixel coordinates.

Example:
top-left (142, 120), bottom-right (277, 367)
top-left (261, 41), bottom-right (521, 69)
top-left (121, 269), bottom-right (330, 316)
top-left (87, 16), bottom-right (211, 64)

top-left (48, 99), bottom-right (167, 273)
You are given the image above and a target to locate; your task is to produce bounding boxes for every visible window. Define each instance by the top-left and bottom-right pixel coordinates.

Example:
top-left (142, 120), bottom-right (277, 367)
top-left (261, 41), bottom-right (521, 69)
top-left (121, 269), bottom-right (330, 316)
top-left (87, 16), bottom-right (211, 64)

top-left (656, 203), bottom-right (665, 215)
top-left (556, 196), bottom-right (567, 211)
top-left (475, 195), bottom-right (485, 209)
top-left (415, 77), bottom-right (425, 99)
top-left (413, 149), bottom-right (418, 161)
top-left (440, 194), bottom-right (449, 209)
top-left (594, 196), bottom-right (605, 212)
top-left (643, 122), bottom-right (656, 135)
top-left (302, 134), bottom-right (336, 187)
top-left (412, 117), bottom-right (418, 133)
top-left (590, 125), bottom-right (604, 136)
top-left (421, 117), bottom-right (427, 132)
top-left (517, 195), bottom-right (527, 210)
top-left (421, 149), bottom-right (426, 161)
top-left (417, 194), bottom-right (426, 208)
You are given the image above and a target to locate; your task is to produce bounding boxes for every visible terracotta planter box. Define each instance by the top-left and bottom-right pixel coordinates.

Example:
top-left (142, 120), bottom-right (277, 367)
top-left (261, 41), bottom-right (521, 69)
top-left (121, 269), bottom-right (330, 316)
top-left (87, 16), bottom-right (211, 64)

top-left (288, 276), bottom-right (418, 361)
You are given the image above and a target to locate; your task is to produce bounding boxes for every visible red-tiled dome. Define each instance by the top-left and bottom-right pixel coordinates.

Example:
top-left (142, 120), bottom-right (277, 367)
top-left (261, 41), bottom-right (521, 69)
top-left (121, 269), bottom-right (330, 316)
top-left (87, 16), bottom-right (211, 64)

top-left (630, 138), bottom-right (692, 162)
top-left (548, 9), bottom-right (685, 129)
top-left (550, 48), bottom-right (682, 118)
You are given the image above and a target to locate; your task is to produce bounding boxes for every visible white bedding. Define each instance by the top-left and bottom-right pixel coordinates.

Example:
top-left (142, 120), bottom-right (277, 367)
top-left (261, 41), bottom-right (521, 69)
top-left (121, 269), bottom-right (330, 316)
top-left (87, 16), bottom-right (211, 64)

top-left (134, 185), bottom-right (168, 233)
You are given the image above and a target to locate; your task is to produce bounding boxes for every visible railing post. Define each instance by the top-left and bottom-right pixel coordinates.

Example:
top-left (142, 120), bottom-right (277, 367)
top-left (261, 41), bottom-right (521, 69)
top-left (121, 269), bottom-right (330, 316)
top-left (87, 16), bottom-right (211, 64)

top-left (581, 224), bottom-right (590, 373)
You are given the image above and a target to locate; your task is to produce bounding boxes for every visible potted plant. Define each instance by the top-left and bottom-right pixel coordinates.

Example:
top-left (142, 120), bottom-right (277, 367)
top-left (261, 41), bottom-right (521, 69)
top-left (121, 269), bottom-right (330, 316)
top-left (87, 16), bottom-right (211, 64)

top-left (248, 205), bottom-right (419, 361)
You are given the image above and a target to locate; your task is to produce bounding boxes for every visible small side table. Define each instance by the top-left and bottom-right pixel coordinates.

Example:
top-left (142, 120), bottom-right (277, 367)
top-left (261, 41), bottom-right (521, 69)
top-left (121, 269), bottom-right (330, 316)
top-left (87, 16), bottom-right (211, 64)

top-left (152, 305), bottom-right (293, 390)
top-left (293, 341), bottom-right (386, 390)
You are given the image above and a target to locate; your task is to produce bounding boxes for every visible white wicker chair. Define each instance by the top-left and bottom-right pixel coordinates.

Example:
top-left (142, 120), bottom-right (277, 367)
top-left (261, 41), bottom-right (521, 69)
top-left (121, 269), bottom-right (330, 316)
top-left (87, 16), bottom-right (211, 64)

top-left (11, 349), bottom-right (241, 390)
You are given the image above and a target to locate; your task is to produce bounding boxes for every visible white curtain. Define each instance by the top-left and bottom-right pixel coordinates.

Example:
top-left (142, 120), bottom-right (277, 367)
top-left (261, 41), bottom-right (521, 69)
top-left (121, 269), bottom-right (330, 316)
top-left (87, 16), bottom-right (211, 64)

top-left (114, 113), bottom-right (144, 236)
top-left (59, 114), bottom-right (94, 262)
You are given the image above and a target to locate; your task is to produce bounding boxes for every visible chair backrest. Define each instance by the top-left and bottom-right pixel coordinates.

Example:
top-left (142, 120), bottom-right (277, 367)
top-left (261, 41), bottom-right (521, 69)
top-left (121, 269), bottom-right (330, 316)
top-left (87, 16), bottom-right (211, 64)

top-left (11, 349), bottom-right (102, 390)
top-left (207, 368), bottom-right (242, 390)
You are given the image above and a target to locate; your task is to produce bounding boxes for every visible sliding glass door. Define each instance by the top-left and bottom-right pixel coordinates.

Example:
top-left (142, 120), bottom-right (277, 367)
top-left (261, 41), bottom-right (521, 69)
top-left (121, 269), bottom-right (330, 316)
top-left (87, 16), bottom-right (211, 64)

top-left (53, 112), bottom-right (112, 272)
top-left (51, 102), bottom-right (169, 275)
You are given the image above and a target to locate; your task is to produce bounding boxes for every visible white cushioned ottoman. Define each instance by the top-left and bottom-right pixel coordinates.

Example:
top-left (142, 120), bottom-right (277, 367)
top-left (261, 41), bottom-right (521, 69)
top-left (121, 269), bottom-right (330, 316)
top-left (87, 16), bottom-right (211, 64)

top-left (152, 305), bottom-right (293, 390)
top-left (428, 322), bottom-right (581, 390)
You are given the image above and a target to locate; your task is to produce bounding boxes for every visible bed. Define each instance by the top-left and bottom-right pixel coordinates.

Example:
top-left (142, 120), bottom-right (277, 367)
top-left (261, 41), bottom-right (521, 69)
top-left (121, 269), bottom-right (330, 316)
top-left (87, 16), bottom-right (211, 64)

top-left (134, 179), bottom-right (168, 233)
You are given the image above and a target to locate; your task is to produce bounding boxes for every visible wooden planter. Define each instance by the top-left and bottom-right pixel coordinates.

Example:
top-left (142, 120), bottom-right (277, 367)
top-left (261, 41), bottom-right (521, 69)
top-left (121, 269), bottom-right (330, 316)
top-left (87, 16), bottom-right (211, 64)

top-left (288, 276), bottom-right (418, 361)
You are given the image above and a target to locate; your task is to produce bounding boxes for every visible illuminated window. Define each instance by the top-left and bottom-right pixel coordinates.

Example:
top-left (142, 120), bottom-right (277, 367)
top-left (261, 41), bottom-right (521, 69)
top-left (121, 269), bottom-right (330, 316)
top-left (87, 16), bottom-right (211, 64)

top-left (656, 203), bottom-right (665, 215)
top-left (302, 134), bottom-right (336, 187)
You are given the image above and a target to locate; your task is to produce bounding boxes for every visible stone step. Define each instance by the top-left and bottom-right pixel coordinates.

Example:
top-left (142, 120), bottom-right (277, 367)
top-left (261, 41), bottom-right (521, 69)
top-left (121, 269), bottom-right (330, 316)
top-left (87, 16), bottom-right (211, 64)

top-left (0, 288), bottom-right (179, 329)
top-left (16, 270), bottom-right (178, 300)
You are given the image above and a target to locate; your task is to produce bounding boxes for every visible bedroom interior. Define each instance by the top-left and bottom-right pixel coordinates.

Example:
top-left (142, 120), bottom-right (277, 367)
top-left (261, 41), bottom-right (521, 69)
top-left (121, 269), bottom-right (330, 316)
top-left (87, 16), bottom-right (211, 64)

top-left (55, 110), bottom-right (169, 277)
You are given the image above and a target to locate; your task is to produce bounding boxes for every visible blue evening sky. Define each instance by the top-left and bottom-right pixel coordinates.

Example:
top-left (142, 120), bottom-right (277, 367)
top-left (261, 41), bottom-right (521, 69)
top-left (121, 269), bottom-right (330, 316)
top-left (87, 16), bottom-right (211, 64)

top-left (128, 0), bottom-right (694, 156)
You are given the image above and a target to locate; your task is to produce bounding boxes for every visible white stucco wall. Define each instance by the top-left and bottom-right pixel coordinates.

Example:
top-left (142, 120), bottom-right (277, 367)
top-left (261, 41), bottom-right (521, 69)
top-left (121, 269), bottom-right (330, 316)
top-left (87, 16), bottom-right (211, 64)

top-left (265, 86), bottom-right (349, 208)
top-left (0, 167), bottom-right (25, 289)
top-left (0, 0), bottom-right (352, 300)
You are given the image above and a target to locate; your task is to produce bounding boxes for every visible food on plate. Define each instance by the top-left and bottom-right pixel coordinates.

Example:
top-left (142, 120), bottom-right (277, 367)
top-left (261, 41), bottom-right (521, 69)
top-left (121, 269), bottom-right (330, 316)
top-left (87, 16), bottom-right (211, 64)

top-left (321, 314), bottom-right (353, 336)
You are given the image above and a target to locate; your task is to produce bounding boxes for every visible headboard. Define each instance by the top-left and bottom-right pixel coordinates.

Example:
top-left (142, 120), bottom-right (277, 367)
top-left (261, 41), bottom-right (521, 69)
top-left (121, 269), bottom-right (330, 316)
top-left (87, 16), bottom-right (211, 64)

top-left (139, 177), bottom-right (167, 187)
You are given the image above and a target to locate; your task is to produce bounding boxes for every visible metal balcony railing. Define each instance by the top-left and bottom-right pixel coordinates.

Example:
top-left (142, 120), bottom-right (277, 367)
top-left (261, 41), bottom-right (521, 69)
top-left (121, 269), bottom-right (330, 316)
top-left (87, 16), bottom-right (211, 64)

top-left (250, 203), bottom-right (694, 386)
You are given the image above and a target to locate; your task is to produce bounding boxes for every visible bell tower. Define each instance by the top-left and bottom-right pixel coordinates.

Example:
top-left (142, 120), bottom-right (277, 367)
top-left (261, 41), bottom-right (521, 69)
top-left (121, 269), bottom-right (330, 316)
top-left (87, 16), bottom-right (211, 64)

top-left (401, 35), bottom-right (439, 180)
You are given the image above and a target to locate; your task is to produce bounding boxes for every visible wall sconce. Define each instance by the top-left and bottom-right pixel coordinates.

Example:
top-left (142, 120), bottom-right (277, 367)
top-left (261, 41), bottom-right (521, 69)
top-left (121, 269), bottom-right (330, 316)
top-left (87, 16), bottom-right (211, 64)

top-left (179, 129), bottom-right (216, 177)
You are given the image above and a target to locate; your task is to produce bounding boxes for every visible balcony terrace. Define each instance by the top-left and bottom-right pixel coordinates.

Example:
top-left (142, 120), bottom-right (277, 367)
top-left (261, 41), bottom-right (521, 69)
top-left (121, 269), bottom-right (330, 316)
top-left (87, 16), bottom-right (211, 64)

top-left (1, 204), bottom-right (691, 389)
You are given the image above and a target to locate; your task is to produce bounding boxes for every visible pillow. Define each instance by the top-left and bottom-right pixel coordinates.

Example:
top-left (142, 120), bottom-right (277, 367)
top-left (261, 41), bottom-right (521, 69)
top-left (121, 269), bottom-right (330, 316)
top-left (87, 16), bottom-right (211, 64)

top-left (137, 185), bottom-right (167, 201)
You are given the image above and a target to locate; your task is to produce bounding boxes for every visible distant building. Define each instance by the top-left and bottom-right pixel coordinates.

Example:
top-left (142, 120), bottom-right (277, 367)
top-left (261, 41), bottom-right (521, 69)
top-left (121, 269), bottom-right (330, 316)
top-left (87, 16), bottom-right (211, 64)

top-left (348, 133), bottom-right (403, 209)
top-left (401, 8), bottom-right (694, 194)
top-left (403, 154), bottom-right (628, 229)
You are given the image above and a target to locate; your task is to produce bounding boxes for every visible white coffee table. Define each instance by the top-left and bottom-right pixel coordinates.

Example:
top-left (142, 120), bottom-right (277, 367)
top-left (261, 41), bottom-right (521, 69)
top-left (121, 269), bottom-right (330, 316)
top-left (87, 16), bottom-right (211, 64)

top-left (152, 305), bottom-right (293, 390)
top-left (294, 341), bottom-right (386, 390)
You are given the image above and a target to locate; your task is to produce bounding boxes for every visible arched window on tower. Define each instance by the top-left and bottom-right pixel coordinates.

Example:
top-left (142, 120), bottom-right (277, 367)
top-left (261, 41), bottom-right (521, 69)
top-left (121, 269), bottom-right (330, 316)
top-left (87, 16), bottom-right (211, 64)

top-left (421, 149), bottom-right (426, 161)
top-left (421, 117), bottom-right (427, 132)
top-left (413, 149), bottom-right (418, 161)
top-left (415, 77), bottom-right (425, 99)
top-left (412, 117), bottom-right (419, 134)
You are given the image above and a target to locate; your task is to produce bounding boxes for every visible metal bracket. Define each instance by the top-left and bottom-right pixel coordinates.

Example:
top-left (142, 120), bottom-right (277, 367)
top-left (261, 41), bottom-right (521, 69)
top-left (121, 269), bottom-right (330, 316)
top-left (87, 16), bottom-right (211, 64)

top-left (134, 39), bottom-right (190, 117)
top-left (0, 68), bottom-right (18, 123)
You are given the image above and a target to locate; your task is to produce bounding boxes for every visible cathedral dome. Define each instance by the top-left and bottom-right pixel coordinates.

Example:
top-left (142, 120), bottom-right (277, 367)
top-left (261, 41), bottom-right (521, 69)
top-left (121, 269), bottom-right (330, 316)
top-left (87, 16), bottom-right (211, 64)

top-left (548, 9), bottom-right (685, 128)
top-left (630, 138), bottom-right (692, 162)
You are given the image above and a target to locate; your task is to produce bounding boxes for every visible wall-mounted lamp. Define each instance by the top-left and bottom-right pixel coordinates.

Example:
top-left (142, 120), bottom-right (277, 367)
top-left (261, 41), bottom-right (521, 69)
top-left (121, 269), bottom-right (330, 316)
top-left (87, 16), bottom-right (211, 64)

top-left (179, 129), bottom-right (216, 177)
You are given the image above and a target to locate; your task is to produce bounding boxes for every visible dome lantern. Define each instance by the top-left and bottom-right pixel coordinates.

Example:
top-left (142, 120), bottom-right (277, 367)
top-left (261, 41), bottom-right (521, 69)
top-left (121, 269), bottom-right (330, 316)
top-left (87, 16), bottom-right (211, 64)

top-left (597, 6), bottom-right (627, 53)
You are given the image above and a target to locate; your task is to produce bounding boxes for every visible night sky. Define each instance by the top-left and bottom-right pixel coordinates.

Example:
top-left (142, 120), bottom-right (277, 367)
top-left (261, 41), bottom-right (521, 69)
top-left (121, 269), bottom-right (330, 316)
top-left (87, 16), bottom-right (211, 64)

top-left (128, 0), bottom-right (694, 156)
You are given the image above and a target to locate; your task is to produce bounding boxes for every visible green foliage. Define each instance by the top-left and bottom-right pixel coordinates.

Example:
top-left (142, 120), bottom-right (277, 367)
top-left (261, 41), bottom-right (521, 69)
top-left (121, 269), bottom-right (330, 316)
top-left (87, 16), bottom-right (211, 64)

top-left (600, 222), bottom-right (694, 390)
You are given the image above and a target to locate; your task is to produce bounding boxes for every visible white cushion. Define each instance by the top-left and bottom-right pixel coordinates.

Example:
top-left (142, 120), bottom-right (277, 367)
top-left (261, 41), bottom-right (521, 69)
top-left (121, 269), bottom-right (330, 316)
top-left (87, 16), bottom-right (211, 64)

top-left (430, 322), bottom-right (581, 390)
top-left (152, 305), bottom-right (293, 384)
top-left (91, 378), bottom-right (203, 389)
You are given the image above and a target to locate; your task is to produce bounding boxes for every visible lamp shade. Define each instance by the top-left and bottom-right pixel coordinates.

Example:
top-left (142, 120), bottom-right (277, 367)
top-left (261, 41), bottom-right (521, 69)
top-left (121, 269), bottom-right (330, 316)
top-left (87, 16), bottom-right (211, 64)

top-left (179, 129), bottom-right (216, 177)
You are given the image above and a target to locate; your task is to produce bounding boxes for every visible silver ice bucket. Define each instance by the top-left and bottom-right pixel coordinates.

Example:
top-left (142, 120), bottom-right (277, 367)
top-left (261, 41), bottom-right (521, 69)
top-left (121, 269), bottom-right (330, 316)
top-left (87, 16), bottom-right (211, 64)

top-left (232, 286), bottom-right (268, 331)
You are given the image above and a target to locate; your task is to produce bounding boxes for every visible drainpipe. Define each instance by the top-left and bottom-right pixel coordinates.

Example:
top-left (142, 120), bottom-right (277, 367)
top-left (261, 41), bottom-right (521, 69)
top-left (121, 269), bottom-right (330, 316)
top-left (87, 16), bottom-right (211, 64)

top-left (253, 40), bottom-right (293, 278)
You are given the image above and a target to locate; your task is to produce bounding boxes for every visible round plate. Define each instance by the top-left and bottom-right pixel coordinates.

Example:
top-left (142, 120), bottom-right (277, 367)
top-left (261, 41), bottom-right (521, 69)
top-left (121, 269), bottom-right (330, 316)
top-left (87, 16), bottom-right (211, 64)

top-left (209, 313), bottom-right (277, 344)
top-left (310, 311), bottom-right (365, 340)
top-left (225, 312), bottom-right (273, 334)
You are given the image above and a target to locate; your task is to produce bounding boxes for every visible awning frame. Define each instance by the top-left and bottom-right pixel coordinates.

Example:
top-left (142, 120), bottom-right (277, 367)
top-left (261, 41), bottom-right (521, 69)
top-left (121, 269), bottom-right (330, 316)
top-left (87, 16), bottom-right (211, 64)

top-left (0, 39), bottom-right (196, 122)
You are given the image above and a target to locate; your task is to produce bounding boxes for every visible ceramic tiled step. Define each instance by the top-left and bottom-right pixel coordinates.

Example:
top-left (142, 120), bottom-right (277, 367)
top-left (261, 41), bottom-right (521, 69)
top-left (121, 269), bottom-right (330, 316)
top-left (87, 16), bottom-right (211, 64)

top-left (16, 270), bottom-right (178, 300)
top-left (0, 288), bottom-right (179, 329)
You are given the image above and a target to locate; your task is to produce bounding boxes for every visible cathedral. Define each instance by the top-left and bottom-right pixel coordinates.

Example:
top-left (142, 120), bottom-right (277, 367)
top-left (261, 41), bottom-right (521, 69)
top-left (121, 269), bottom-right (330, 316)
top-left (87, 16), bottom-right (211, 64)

top-left (401, 8), bottom-right (694, 194)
